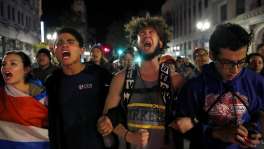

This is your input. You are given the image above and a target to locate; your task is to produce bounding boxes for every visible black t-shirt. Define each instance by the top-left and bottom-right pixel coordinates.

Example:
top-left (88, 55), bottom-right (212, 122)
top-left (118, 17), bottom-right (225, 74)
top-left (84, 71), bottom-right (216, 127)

top-left (60, 70), bottom-right (103, 148)
top-left (47, 64), bottom-right (112, 149)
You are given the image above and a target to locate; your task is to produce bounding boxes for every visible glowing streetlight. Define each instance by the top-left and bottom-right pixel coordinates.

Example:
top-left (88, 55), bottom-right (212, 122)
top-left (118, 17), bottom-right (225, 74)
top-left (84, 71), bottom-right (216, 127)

top-left (196, 20), bottom-right (211, 31)
top-left (46, 32), bottom-right (57, 49)
top-left (46, 32), bottom-right (57, 41)
top-left (196, 20), bottom-right (211, 48)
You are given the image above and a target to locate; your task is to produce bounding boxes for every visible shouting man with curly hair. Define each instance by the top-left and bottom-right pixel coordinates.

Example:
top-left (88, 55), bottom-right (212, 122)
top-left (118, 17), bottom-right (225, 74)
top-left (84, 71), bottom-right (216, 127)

top-left (97, 16), bottom-right (185, 149)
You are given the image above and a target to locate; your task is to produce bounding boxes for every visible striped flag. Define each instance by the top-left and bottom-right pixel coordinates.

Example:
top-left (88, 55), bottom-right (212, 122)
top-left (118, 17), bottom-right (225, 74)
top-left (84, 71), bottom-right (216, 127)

top-left (0, 85), bottom-right (49, 149)
top-left (0, 120), bottom-right (49, 149)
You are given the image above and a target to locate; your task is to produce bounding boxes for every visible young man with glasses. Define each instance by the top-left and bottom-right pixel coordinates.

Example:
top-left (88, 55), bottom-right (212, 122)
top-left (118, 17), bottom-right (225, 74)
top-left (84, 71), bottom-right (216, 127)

top-left (191, 47), bottom-right (210, 78)
top-left (173, 23), bottom-right (264, 149)
top-left (45, 28), bottom-right (111, 149)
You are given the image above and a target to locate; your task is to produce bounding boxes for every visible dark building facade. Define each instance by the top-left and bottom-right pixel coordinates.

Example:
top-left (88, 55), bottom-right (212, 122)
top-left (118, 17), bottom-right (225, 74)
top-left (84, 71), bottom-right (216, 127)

top-left (0, 0), bottom-right (41, 58)
top-left (162, 0), bottom-right (264, 58)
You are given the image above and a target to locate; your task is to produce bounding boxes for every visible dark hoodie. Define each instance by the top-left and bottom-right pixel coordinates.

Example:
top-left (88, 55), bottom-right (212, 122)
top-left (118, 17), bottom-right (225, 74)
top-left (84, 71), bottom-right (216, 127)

top-left (176, 62), bottom-right (264, 149)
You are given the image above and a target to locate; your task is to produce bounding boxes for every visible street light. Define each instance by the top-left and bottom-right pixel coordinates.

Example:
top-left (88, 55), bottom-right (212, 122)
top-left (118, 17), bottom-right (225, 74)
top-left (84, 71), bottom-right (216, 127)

top-left (46, 32), bottom-right (57, 41)
top-left (46, 32), bottom-right (57, 49)
top-left (196, 20), bottom-right (211, 48)
top-left (196, 20), bottom-right (211, 31)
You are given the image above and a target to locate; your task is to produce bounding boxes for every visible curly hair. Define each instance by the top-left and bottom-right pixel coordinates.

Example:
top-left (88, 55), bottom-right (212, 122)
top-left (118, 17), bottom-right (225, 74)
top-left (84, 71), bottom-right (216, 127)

top-left (124, 16), bottom-right (172, 48)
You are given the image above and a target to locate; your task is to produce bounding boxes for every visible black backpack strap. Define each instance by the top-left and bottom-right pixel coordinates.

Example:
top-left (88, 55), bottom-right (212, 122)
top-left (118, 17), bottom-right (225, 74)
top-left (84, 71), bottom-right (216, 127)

top-left (120, 65), bottom-right (137, 149)
top-left (159, 62), bottom-right (173, 145)
top-left (121, 65), bottom-right (137, 111)
top-left (159, 63), bottom-right (172, 104)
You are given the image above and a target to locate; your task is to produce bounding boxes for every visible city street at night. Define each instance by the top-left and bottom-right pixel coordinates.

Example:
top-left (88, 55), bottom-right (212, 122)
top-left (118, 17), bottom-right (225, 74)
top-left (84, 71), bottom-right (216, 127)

top-left (0, 0), bottom-right (264, 149)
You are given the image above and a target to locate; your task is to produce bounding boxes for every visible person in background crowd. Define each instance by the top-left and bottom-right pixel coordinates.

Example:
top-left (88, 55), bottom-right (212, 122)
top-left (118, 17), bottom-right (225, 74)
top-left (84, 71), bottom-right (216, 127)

top-left (247, 53), bottom-right (264, 76)
top-left (112, 47), bottom-right (135, 74)
top-left (183, 58), bottom-right (196, 79)
top-left (32, 48), bottom-right (58, 84)
top-left (97, 16), bottom-right (185, 149)
top-left (175, 56), bottom-right (195, 80)
top-left (89, 45), bottom-right (114, 74)
top-left (256, 43), bottom-right (264, 57)
top-left (0, 51), bottom-right (49, 149)
top-left (192, 47), bottom-right (210, 77)
top-left (175, 56), bottom-right (184, 73)
top-left (174, 23), bottom-right (264, 149)
top-left (46, 28), bottom-right (112, 149)
top-left (120, 48), bottom-right (134, 69)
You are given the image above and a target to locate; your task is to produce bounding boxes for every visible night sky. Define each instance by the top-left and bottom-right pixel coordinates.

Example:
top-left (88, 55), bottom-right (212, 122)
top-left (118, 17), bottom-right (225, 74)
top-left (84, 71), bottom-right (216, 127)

top-left (42, 0), bottom-right (165, 41)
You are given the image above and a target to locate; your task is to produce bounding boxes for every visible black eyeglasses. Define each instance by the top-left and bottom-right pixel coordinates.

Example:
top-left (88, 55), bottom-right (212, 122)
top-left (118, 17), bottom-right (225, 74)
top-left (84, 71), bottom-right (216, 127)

top-left (215, 58), bottom-right (247, 70)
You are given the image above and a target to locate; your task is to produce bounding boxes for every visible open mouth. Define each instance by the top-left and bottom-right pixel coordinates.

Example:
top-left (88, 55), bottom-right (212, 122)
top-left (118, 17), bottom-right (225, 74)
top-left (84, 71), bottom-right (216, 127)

top-left (3, 72), bottom-right (12, 80)
top-left (62, 51), bottom-right (71, 59)
top-left (144, 42), bottom-right (152, 48)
